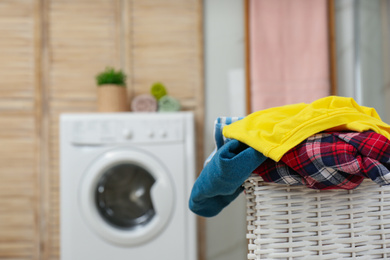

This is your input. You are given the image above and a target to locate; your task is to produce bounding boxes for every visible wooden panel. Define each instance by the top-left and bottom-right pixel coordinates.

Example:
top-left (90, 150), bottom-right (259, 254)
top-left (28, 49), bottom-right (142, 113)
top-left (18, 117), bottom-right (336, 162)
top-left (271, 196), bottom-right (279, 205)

top-left (0, 115), bottom-right (38, 260)
top-left (0, 0), bottom-right (36, 108)
top-left (48, 0), bottom-right (121, 102)
top-left (0, 0), bottom-right (203, 259)
top-left (44, 1), bottom-right (122, 259)
top-left (0, 0), bottom-right (40, 259)
top-left (130, 0), bottom-right (203, 105)
top-left (0, 1), bottom-right (35, 95)
top-left (327, 0), bottom-right (338, 96)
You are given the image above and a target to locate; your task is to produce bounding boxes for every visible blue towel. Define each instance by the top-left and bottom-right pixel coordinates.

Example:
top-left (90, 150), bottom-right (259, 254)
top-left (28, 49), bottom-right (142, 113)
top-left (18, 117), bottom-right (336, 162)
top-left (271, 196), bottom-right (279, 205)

top-left (204, 117), bottom-right (244, 166)
top-left (189, 139), bottom-right (267, 217)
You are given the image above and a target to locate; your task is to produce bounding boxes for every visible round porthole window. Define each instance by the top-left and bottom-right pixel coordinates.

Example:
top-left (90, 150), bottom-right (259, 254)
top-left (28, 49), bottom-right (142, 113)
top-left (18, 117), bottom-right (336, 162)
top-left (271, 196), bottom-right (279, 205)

top-left (79, 148), bottom-right (175, 246)
top-left (95, 163), bottom-right (156, 229)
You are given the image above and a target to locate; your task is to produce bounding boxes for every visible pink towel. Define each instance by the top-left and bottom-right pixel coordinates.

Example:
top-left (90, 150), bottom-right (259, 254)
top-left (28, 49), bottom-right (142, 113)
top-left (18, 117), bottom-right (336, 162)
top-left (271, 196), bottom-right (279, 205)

top-left (131, 94), bottom-right (157, 112)
top-left (249, 0), bottom-right (330, 111)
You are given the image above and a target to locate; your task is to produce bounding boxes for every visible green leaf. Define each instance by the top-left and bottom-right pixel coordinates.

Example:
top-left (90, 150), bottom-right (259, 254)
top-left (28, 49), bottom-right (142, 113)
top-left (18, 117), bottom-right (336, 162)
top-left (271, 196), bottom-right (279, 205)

top-left (96, 67), bottom-right (127, 87)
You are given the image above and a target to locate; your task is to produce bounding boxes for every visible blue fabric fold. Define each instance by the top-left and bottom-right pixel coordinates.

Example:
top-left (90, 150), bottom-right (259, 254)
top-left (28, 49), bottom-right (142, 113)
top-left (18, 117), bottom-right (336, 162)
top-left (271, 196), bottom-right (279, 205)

top-left (189, 139), bottom-right (267, 217)
top-left (203, 117), bottom-right (244, 167)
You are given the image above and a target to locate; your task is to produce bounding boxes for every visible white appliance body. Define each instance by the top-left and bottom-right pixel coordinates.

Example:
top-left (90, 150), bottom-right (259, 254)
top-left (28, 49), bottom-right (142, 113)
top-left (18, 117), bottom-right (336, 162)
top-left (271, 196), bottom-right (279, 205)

top-left (60, 112), bottom-right (197, 260)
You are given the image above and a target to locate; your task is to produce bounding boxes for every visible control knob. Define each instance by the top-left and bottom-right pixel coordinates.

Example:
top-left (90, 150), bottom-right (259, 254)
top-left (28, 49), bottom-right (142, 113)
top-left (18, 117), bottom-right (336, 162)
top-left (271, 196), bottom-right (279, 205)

top-left (123, 129), bottom-right (133, 139)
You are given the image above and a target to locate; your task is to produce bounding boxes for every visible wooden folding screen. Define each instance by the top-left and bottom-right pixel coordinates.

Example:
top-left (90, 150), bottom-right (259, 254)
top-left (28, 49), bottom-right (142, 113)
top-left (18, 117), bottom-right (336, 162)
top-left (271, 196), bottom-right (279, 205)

top-left (0, 0), bottom-right (203, 259)
top-left (0, 1), bottom-right (40, 258)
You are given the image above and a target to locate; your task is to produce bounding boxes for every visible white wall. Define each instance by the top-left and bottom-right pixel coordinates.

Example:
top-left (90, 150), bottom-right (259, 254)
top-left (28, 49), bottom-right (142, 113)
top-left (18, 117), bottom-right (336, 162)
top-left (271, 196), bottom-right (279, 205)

top-left (335, 0), bottom-right (390, 121)
top-left (203, 0), bottom-right (247, 260)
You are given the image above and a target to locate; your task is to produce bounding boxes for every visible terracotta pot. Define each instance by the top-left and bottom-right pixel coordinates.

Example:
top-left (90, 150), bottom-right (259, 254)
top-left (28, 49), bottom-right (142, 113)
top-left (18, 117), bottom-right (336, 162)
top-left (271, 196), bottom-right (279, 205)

top-left (97, 84), bottom-right (128, 112)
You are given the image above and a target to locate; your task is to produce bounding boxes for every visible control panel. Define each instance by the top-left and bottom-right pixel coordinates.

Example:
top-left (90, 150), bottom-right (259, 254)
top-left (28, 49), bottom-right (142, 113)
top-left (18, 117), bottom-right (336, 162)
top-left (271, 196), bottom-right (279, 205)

top-left (69, 117), bottom-right (184, 145)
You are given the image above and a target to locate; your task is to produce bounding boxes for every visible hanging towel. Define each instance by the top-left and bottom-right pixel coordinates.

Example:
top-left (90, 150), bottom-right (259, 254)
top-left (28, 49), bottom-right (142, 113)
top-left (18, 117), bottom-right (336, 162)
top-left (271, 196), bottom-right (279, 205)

top-left (223, 96), bottom-right (390, 161)
top-left (253, 131), bottom-right (390, 190)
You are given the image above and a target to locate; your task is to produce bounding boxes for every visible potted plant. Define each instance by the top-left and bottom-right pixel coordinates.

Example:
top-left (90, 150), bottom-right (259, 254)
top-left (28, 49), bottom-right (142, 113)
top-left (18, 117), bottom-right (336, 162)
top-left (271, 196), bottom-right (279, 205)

top-left (96, 67), bottom-right (128, 112)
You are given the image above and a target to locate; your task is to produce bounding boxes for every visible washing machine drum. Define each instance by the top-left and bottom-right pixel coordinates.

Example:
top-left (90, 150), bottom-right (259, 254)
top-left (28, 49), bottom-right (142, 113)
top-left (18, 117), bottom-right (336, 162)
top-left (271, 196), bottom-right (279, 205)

top-left (95, 163), bottom-right (156, 229)
top-left (79, 148), bottom-right (175, 246)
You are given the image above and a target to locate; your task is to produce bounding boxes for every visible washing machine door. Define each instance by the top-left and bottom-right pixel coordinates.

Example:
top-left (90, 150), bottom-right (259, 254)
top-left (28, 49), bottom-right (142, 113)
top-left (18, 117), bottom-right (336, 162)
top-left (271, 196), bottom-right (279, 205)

top-left (79, 148), bottom-right (175, 246)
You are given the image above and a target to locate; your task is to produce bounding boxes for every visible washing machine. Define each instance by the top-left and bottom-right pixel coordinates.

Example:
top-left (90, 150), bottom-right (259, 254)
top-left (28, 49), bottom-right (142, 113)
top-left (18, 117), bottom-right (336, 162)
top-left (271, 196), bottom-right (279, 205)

top-left (60, 112), bottom-right (197, 260)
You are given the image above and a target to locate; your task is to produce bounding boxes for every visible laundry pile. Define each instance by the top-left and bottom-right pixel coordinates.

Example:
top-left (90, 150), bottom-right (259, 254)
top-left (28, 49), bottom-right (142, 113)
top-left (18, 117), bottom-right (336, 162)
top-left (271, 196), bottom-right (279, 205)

top-left (189, 96), bottom-right (390, 217)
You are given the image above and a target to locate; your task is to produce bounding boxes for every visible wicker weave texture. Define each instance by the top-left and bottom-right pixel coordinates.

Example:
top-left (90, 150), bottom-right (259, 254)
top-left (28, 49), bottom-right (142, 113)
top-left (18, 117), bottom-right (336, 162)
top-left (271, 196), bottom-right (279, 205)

top-left (245, 176), bottom-right (390, 259)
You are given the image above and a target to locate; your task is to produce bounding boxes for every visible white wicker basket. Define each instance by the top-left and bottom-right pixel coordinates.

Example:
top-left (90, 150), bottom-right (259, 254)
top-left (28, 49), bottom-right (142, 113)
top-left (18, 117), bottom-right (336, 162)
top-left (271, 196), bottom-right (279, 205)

top-left (244, 176), bottom-right (390, 259)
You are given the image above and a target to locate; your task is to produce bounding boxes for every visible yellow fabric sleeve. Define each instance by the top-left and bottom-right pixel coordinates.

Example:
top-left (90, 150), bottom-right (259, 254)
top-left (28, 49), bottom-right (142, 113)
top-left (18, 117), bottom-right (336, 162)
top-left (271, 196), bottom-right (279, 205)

top-left (222, 96), bottom-right (390, 161)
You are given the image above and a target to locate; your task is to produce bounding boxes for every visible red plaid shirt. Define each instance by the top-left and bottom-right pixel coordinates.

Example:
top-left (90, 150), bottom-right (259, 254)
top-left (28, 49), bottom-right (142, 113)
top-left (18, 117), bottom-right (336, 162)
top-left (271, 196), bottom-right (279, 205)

top-left (253, 131), bottom-right (390, 190)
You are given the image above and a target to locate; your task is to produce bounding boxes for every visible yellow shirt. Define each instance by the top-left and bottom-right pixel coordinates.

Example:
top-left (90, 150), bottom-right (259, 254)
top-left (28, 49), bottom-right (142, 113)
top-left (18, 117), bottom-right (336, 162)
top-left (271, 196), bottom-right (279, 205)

top-left (223, 96), bottom-right (390, 161)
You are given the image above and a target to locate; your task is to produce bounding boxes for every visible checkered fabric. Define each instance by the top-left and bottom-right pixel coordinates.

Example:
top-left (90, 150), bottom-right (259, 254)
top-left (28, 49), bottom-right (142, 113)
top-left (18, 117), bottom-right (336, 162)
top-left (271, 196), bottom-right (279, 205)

top-left (253, 131), bottom-right (390, 190)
